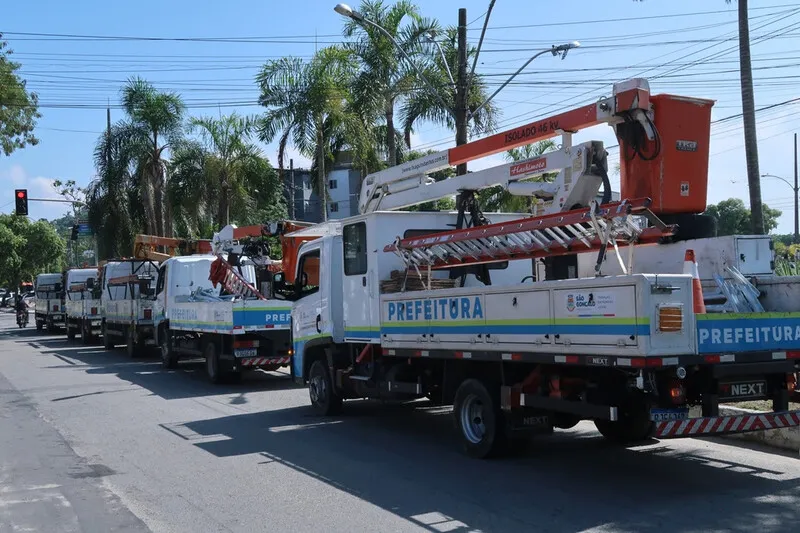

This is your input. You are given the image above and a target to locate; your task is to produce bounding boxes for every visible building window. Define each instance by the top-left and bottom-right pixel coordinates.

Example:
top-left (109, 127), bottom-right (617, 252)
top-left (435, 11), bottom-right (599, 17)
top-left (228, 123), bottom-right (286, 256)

top-left (330, 202), bottom-right (339, 213)
top-left (329, 179), bottom-right (338, 190)
top-left (343, 222), bottom-right (367, 275)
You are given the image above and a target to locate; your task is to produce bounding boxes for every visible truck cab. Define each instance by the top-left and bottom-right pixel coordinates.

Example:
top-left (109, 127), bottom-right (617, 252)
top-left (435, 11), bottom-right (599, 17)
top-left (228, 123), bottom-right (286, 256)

top-left (34, 272), bottom-right (65, 332)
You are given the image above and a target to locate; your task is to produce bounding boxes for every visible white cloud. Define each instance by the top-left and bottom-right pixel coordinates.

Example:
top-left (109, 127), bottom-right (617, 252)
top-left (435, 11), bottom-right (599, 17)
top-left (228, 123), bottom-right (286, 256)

top-left (0, 164), bottom-right (72, 220)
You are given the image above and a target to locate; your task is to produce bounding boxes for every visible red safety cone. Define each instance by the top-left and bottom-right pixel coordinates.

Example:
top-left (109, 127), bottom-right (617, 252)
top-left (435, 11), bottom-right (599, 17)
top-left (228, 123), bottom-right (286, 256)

top-left (683, 249), bottom-right (706, 314)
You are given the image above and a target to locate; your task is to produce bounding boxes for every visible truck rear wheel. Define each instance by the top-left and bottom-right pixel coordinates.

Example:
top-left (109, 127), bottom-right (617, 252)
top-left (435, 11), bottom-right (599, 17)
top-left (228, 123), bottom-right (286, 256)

top-left (308, 359), bottom-right (342, 416)
top-left (67, 324), bottom-right (76, 341)
top-left (594, 394), bottom-right (655, 445)
top-left (204, 339), bottom-right (223, 384)
top-left (80, 320), bottom-right (91, 345)
top-left (102, 322), bottom-right (114, 349)
top-left (453, 379), bottom-right (509, 459)
top-left (126, 327), bottom-right (143, 359)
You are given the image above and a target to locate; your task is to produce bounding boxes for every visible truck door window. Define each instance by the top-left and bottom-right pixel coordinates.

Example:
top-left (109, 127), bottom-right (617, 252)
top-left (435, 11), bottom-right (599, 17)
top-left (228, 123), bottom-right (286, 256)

top-left (155, 265), bottom-right (166, 296)
top-left (297, 250), bottom-right (321, 296)
top-left (343, 222), bottom-right (367, 276)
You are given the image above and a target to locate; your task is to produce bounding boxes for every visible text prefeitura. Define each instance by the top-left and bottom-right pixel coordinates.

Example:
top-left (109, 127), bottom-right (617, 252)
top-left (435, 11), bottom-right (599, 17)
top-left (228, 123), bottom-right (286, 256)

top-left (387, 297), bottom-right (483, 322)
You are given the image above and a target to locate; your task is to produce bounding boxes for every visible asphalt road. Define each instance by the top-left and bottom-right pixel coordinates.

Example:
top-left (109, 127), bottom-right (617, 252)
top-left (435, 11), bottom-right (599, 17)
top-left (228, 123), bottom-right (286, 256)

top-left (1, 312), bottom-right (799, 533)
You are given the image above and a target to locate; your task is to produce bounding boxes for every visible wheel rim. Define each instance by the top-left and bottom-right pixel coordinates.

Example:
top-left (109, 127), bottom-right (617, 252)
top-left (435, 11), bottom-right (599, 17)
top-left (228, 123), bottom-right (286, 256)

top-left (309, 370), bottom-right (327, 406)
top-left (460, 394), bottom-right (487, 444)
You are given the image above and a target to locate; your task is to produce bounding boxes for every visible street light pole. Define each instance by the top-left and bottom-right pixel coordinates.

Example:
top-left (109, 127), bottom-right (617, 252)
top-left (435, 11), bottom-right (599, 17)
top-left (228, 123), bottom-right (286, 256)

top-left (761, 172), bottom-right (798, 242)
top-left (794, 133), bottom-right (800, 244)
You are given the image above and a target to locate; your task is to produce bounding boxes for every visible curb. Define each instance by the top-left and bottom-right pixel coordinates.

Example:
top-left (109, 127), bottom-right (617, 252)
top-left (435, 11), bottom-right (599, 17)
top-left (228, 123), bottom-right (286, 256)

top-left (716, 405), bottom-right (800, 454)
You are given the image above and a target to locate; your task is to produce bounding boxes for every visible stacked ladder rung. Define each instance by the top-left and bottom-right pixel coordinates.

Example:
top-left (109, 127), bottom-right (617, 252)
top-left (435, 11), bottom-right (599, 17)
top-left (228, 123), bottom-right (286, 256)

top-left (383, 197), bottom-right (676, 270)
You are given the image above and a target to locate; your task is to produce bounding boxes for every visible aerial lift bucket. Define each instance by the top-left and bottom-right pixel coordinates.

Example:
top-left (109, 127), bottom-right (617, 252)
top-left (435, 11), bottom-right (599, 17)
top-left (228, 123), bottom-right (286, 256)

top-left (620, 94), bottom-right (715, 215)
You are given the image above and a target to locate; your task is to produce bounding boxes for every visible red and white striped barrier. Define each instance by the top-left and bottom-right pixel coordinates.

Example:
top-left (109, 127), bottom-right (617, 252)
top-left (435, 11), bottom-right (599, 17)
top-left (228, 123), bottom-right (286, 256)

top-left (239, 357), bottom-right (291, 367)
top-left (655, 410), bottom-right (800, 439)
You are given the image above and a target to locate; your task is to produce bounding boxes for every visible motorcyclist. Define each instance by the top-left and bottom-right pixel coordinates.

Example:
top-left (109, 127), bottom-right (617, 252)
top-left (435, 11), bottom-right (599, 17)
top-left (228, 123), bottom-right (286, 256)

top-left (15, 293), bottom-right (28, 323)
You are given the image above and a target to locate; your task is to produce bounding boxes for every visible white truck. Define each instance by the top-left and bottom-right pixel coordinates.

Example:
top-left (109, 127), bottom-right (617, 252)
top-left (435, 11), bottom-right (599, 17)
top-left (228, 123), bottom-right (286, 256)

top-left (286, 78), bottom-right (800, 458)
top-left (152, 252), bottom-right (295, 383)
top-left (34, 272), bottom-right (65, 332)
top-left (101, 259), bottom-right (160, 357)
top-left (64, 267), bottom-right (102, 343)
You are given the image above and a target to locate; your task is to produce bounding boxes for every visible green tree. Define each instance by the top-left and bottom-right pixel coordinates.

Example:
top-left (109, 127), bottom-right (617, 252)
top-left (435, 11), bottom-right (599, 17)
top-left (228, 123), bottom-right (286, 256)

top-left (188, 113), bottom-right (263, 228)
top-left (169, 138), bottom-right (286, 237)
top-left (257, 47), bottom-right (369, 220)
top-left (0, 37), bottom-right (40, 156)
top-left (118, 77), bottom-right (185, 236)
top-left (87, 122), bottom-right (142, 259)
top-left (400, 27), bottom-right (499, 149)
top-left (342, 0), bottom-right (436, 167)
top-left (0, 215), bottom-right (64, 289)
top-left (704, 198), bottom-right (781, 236)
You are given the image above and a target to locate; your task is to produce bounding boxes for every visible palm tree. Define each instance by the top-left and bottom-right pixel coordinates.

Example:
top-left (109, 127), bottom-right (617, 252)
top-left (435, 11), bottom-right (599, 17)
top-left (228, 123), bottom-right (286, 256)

top-left (401, 27), bottom-right (499, 150)
top-left (189, 113), bottom-right (262, 228)
top-left (257, 46), bottom-right (367, 221)
top-left (119, 77), bottom-right (185, 236)
top-left (343, 0), bottom-right (437, 167)
top-left (477, 140), bottom-right (556, 213)
top-left (634, 0), bottom-right (762, 233)
top-left (87, 122), bottom-right (142, 258)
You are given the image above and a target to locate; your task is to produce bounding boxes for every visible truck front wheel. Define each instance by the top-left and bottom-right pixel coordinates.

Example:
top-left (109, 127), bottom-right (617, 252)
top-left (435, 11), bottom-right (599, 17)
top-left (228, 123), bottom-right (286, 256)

top-left (453, 379), bottom-right (509, 459)
top-left (126, 327), bottom-right (143, 359)
top-left (204, 339), bottom-right (223, 384)
top-left (308, 359), bottom-right (342, 416)
top-left (159, 328), bottom-right (178, 369)
top-left (67, 324), bottom-right (76, 341)
top-left (102, 322), bottom-right (114, 349)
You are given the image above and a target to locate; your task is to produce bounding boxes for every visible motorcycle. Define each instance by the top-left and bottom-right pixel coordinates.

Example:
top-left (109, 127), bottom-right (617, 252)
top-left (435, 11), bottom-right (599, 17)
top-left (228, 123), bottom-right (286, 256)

top-left (16, 308), bottom-right (29, 328)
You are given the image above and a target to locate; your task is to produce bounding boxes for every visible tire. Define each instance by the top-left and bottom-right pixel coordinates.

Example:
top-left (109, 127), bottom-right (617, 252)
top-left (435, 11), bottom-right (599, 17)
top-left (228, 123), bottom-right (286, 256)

top-left (67, 324), bottom-right (76, 341)
top-left (126, 327), bottom-right (142, 359)
top-left (453, 379), bottom-right (509, 459)
top-left (36, 320), bottom-right (43, 332)
top-left (80, 320), bottom-right (90, 345)
top-left (159, 328), bottom-right (179, 369)
top-left (308, 359), bottom-right (342, 416)
top-left (658, 213), bottom-right (717, 241)
top-left (102, 322), bottom-right (114, 350)
top-left (594, 394), bottom-right (655, 445)
top-left (204, 339), bottom-right (223, 384)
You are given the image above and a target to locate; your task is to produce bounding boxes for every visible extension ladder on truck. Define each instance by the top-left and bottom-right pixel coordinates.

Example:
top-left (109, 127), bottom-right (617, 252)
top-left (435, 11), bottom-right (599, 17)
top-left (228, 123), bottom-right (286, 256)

top-left (384, 197), bottom-right (676, 273)
top-left (208, 256), bottom-right (265, 300)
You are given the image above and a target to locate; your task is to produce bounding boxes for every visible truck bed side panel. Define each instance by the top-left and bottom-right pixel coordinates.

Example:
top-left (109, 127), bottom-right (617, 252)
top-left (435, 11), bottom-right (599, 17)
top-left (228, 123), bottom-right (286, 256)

top-left (169, 300), bottom-right (292, 334)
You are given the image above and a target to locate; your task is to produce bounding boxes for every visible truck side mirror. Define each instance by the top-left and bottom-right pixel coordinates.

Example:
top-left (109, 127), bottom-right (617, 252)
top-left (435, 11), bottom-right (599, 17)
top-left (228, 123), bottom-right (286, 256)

top-left (139, 280), bottom-right (153, 297)
top-left (85, 278), bottom-right (95, 289)
top-left (54, 283), bottom-right (62, 292)
top-left (273, 272), bottom-right (285, 285)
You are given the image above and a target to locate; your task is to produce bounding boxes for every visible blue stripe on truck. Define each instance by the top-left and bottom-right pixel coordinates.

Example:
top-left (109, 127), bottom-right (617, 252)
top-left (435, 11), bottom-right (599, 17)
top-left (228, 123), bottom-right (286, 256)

top-left (696, 313), bottom-right (800, 354)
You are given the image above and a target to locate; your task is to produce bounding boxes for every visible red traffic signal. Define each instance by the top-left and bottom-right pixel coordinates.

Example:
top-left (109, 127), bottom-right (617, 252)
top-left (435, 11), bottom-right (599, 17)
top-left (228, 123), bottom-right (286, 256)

top-left (14, 189), bottom-right (28, 216)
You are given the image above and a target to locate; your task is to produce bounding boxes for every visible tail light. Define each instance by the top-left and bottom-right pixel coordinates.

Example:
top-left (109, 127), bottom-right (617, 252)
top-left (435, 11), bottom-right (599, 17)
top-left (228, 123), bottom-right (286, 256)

top-left (665, 378), bottom-right (686, 405)
top-left (52, 304), bottom-right (59, 311)
top-left (143, 308), bottom-right (152, 320)
top-left (91, 307), bottom-right (98, 315)
top-left (657, 305), bottom-right (683, 332)
top-left (788, 373), bottom-right (797, 391)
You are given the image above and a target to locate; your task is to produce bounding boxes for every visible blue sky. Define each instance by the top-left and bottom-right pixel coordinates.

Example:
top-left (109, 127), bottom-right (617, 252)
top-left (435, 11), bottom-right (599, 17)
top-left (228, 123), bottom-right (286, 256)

top-left (2, 0), bottom-right (799, 231)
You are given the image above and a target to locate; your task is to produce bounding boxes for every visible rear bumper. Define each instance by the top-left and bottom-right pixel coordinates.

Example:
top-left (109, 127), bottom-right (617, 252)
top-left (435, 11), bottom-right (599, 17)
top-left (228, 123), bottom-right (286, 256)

top-left (655, 410), bottom-right (800, 439)
top-left (236, 356), bottom-right (292, 369)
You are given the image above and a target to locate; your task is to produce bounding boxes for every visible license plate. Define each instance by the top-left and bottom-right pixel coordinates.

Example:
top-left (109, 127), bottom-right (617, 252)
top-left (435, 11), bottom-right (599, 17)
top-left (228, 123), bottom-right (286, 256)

top-left (719, 380), bottom-right (767, 400)
top-left (650, 408), bottom-right (689, 422)
top-left (235, 348), bottom-right (258, 358)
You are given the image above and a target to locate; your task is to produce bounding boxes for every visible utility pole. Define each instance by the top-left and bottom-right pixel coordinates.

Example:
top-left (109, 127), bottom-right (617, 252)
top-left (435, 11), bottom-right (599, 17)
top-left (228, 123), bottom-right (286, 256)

top-left (738, 0), bottom-right (764, 235)
top-left (455, 7), bottom-right (468, 177)
top-left (795, 132), bottom-right (798, 243)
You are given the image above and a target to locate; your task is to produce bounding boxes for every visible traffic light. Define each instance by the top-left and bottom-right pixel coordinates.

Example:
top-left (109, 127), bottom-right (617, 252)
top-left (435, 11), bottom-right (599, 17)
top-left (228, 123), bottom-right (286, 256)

top-left (71, 225), bottom-right (79, 241)
top-left (14, 189), bottom-right (28, 216)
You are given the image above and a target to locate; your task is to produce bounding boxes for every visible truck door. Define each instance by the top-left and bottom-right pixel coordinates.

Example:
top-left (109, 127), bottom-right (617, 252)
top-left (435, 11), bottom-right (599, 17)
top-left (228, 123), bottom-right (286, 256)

top-left (292, 244), bottom-right (325, 380)
top-left (341, 221), bottom-right (376, 343)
